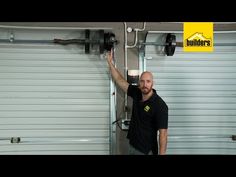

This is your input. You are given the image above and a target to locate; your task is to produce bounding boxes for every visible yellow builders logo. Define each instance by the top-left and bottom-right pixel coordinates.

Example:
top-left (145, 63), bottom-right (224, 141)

top-left (184, 22), bottom-right (213, 52)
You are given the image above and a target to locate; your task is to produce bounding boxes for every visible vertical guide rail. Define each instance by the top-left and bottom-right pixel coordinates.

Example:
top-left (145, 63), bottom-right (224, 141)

top-left (139, 42), bottom-right (145, 73)
top-left (109, 48), bottom-right (117, 154)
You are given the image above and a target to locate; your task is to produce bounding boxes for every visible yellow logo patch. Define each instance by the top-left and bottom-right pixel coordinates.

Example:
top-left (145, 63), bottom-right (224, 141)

top-left (184, 22), bottom-right (213, 52)
top-left (144, 105), bottom-right (150, 112)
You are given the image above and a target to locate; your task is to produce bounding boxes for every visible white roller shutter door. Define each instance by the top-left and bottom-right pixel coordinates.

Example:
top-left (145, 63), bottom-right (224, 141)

top-left (142, 32), bottom-right (236, 154)
top-left (0, 28), bottom-right (114, 154)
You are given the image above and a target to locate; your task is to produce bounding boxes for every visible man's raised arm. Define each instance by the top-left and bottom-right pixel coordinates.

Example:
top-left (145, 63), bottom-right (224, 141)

top-left (106, 50), bottom-right (129, 93)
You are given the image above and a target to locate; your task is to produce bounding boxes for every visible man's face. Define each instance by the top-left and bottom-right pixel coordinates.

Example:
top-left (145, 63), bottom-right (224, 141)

top-left (139, 72), bottom-right (153, 95)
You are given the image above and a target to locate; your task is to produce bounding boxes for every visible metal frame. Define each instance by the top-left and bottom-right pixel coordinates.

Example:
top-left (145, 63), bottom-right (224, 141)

top-left (109, 49), bottom-right (117, 155)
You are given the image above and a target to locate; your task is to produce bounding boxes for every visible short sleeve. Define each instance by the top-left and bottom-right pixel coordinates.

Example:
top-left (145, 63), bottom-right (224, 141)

top-left (157, 102), bottom-right (168, 129)
top-left (127, 85), bottom-right (140, 99)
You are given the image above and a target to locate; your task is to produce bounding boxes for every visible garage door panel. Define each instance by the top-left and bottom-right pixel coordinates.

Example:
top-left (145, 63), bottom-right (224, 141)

top-left (143, 32), bottom-right (236, 154)
top-left (0, 28), bottom-right (112, 154)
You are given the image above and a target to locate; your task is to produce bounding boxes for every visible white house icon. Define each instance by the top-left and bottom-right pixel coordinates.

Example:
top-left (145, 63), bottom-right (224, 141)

top-left (188, 32), bottom-right (207, 40)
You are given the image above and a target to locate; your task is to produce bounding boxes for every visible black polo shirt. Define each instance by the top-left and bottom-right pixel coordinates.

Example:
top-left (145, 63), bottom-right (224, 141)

top-left (127, 85), bottom-right (168, 154)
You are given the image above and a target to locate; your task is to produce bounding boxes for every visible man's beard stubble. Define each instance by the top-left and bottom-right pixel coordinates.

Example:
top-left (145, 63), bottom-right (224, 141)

top-left (140, 86), bottom-right (152, 95)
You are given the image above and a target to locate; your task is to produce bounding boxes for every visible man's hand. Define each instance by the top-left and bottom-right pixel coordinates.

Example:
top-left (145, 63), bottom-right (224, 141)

top-left (106, 50), bottom-right (113, 64)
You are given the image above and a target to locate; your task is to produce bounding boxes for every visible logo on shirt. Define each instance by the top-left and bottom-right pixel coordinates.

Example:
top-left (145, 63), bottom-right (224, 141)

top-left (144, 105), bottom-right (150, 112)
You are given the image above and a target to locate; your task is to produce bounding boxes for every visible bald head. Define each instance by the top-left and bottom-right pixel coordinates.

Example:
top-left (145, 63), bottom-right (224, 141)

top-left (140, 71), bottom-right (153, 81)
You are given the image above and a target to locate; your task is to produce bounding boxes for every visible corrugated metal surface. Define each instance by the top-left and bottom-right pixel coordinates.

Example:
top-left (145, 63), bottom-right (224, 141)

top-left (142, 32), bottom-right (236, 154)
top-left (0, 28), bottom-right (112, 154)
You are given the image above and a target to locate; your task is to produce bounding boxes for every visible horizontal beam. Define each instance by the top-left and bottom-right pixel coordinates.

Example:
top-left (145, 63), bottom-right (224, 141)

top-left (0, 39), bottom-right (55, 44)
top-left (148, 31), bottom-right (236, 34)
top-left (140, 42), bottom-right (236, 47)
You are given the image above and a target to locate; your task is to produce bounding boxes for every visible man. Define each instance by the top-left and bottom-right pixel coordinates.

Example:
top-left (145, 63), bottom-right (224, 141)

top-left (107, 50), bottom-right (168, 155)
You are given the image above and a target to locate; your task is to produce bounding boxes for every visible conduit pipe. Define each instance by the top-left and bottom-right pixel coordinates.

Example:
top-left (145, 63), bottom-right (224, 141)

top-left (123, 22), bottom-right (146, 120)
